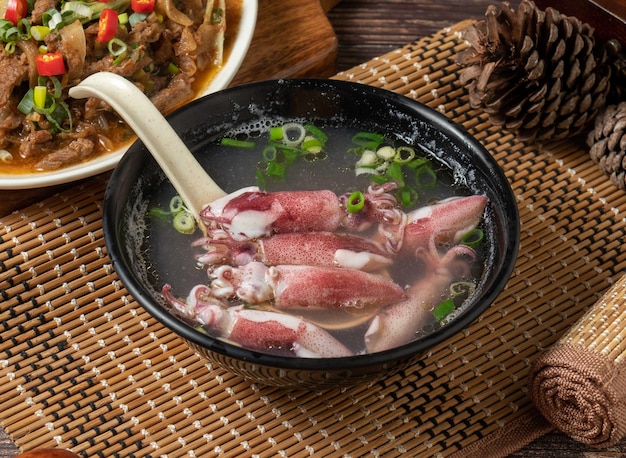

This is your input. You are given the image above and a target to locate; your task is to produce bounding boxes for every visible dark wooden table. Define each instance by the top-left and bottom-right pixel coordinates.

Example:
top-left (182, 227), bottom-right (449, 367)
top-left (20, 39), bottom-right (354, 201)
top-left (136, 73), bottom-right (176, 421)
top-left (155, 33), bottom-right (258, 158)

top-left (2, 0), bottom-right (625, 456)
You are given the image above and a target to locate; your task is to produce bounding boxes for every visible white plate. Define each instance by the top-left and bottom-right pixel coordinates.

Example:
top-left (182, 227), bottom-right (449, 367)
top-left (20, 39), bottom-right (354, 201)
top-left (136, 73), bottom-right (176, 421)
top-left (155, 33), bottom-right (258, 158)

top-left (0, 0), bottom-right (258, 190)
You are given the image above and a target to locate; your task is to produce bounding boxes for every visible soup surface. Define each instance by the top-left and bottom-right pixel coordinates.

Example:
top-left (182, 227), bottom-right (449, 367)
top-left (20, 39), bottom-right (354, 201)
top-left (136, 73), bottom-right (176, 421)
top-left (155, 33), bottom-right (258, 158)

top-left (0, 0), bottom-right (241, 174)
top-left (148, 121), bottom-right (491, 357)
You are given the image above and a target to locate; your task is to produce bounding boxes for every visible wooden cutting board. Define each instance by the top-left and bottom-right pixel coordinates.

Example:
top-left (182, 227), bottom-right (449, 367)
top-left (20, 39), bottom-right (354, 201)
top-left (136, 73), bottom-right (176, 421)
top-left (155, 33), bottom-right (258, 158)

top-left (0, 0), bottom-right (339, 217)
top-left (232, 0), bottom-right (339, 84)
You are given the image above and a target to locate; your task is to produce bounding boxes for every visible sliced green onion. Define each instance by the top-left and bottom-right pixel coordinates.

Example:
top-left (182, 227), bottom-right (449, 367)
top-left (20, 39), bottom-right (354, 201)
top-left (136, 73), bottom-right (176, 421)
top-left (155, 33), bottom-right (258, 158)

top-left (255, 169), bottom-right (267, 188)
top-left (49, 76), bottom-right (63, 98)
top-left (262, 145), bottom-right (277, 162)
top-left (118, 12), bottom-right (129, 24)
top-left (61, 1), bottom-right (93, 20)
top-left (269, 126), bottom-right (283, 141)
top-left (108, 38), bottom-right (127, 56)
top-left (460, 228), bottom-right (484, 248)
top-left (305, 124), bottom-right (328, 142)
top-left (30, 25), bottom-right (50, 41)
top-left (221, 138), bottom-right (256, 149)
top-left (405, 157), bottom-right (430, 169)
top-left (169, 195), bottom-right (185, 214)
top-left (356, 149), bottom-right (378, 167)
top-left (396, 185), bottom-right (418, 207)
top-left (433, 299), bottom-right (455, 322)
top-left (346, 191), bottom-right (365, 213)
top-left (167, 62), bottom-right (180, 75)
top-left (302, 136), bottom-right (323, 154)
top-left (43, 9), bottom-right (64, 30)
top-left (148, 207), bottom-right (170, 220)
top-left (47, 100), bottom-right (72, 133)
top-left (268, 141), bottom-right (301, 159)
top-left (2, 25), bottom-right (19, 42)
top-left (112, 53), bottom-right (127, 66)
top-left (173, 211), bottom-right (196, 234)
top-left (17, 18), bottom-right (30, 38)
top-left (33, 86), bottom-right (48, 109)
top-left (352, 132), bottom-right (384, 149)
top-left (211, 7), bottom-right (223, 24)
top-left (265, 161), bottom-right (285, 178)
top-left (386, 161), bottom-right (404, 185)
top-left (128, 12), bottom-right (148, 27)
top-left (450, 281), bottom-right (476, 298)
top-left (394, 146), bottom-right (415, 164)
top-left (355, 166), bottom-right (380, 177)
top-left (281, 123), bottom-right (306, 146)
top-left (376, 145), bottom-right (395, 161)
top-left (17, 88), bottom-right (35, 115)
top-left (415, 165), bottom-right (437, 189)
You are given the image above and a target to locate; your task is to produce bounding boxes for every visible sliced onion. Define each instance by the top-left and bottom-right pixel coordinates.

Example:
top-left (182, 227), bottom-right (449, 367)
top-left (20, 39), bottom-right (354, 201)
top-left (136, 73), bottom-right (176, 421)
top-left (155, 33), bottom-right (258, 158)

top-left (58, 20), bottom-right (86, 82)
top-left (156, 0), bottom-right (193, 26)
top-left (0, 150), bottom-right (13, 163)
top-left (16, 40), bottom-right (39, 87)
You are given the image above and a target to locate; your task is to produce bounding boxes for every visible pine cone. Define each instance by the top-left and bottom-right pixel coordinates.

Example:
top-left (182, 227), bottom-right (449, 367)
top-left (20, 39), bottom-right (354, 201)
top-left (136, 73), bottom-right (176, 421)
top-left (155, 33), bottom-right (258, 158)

top-left (455, 0), bottom-right (612, 142)
top-left (587, 102), bottom-right (626, 189)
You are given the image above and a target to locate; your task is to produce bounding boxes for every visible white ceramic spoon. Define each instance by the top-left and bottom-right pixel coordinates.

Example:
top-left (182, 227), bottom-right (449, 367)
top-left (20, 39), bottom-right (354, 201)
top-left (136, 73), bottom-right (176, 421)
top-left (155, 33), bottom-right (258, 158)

top-left (69, 72), bottom-right (227, 232)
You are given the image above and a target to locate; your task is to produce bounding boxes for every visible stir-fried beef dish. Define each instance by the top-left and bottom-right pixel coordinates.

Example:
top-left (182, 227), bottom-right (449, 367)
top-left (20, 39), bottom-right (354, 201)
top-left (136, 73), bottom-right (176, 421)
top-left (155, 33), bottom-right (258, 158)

top-left (0, 0), bottom-right (231, 173)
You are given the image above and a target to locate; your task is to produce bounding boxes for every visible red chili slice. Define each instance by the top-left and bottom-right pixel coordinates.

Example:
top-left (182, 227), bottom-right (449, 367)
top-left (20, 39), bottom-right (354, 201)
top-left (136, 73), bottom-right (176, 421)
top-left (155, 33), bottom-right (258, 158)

top-left (4, 0), bottom-right (27, 25)
top-left (35, 52), bottom-right (67, 76)
top-left (96, 8), bottom-right (119, 43)
top-left (131, 0), bottom-right (155, 13)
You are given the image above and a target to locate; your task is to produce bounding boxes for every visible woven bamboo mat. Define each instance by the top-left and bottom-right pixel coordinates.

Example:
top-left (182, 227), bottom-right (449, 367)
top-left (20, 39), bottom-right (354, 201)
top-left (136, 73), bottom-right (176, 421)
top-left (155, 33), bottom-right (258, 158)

top-left (1, 19), bottom-right (625, 457)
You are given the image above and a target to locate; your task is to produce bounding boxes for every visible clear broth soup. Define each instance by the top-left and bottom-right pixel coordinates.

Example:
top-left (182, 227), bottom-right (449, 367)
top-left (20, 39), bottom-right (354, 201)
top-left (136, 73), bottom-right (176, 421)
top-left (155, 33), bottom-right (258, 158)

top-left (145, 120), bottom-right (490, 356)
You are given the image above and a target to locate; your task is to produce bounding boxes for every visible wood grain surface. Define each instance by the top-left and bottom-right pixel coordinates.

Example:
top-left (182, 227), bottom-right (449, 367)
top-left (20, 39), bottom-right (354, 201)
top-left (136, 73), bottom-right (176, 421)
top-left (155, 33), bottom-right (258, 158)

top-left (2, 0), bottom-right (626, 456)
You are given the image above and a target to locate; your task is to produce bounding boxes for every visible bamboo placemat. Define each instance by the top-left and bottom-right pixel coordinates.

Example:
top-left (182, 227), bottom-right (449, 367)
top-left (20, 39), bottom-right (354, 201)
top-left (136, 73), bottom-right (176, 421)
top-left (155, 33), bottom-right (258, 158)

top-left (1, 19), bottom-right (625, 457)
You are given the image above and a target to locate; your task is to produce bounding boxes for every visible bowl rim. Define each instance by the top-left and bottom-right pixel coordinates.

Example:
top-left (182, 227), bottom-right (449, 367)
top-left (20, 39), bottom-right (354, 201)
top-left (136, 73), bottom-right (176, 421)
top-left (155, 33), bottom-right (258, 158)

top-left (0, 0), bottom-right (258, 191)
top-left (104, 78), bottom-right (520, 372)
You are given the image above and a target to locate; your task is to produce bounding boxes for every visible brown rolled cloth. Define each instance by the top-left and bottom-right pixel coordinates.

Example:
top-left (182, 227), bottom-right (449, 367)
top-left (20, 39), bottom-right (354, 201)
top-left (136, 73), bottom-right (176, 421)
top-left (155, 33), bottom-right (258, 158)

top-left (527, 274), bottom-right (626, 448)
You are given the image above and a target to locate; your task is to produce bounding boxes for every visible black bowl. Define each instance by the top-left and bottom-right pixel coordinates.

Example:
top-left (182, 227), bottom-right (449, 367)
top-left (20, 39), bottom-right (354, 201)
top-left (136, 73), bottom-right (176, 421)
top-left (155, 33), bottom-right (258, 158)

top-left (103, 78), bottom-right (519, 387)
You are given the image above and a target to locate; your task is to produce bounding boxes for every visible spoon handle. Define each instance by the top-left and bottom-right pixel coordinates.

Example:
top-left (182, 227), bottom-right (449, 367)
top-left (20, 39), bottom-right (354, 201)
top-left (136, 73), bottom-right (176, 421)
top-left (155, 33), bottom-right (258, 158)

top-left (69, 72), bottom-right (226, 229)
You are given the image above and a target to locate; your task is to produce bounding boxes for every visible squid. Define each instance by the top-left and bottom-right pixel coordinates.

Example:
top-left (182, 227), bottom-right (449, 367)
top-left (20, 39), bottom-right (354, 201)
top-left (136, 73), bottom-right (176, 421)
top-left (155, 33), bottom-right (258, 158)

top-left (199, 184), bottom-right (404, 241)
top-left (168, 186), bottom-right (491, 357)
top-left (386, 195), bottom-right (488, 255)
top-left (162, 284), bottom-right (353, 358)
top-left (364, 245), bottom-right (477, 353)
top-left (208, 261), bottom-right (407, 310)
top-left (194, 230), bottom-right (393, 271)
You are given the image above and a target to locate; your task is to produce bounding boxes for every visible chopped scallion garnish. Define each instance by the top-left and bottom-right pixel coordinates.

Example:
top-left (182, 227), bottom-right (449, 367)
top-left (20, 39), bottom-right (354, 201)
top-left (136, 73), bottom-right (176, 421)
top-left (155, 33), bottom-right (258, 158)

top-left (269, 126), bottom-right (283, 141)
top-left (220, 138), bottom-right (256, 149)
top-left (305, 124), bottom-right (328, 142)
top-left (262, 145), bottom-right (277, 162)
top-left (33, 86), bottom-right (48, 109)
top-left (169, 195), bottom-right (185, 214)
top-left (394, 146), bottom-right (415, 164)
top-left (397, 185), bottom-right (418, 207)
top-left (346, 191), bottom-right (365, 213)
top-left (352, 132), bottom-right (384, 150)
top-left (460, 228), bottom-right (484, 248)
top-left (415, 165), bottom-right (436, 189)
top-left (173, 211), bottom-right (196, 234)
top-left (433, 299), bottom-right (455, 322)
top-left (281, 123), bottom-right (306, 147)
top-left (108, 38), bottom-right (127, 56)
